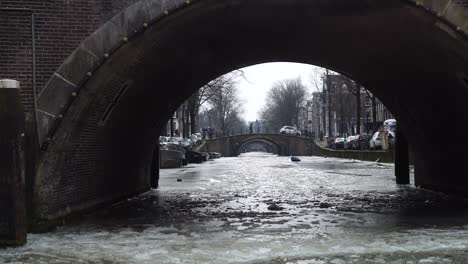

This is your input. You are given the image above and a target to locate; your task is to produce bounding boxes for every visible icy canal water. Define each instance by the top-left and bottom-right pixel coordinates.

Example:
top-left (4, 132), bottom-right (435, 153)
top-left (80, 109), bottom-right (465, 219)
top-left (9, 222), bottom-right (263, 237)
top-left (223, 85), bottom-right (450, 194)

top-left (2, 152), bottom-right (468, 263)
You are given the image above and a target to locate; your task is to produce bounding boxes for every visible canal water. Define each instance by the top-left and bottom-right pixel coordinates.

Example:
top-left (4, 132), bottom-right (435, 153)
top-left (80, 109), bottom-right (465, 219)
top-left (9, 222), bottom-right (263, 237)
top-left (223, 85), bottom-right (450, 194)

top-left (2, 152), bottom-right (468, 263)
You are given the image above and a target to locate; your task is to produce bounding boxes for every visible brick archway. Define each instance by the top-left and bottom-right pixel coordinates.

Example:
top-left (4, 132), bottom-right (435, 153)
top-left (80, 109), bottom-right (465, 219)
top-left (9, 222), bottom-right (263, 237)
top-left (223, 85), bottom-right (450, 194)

top-left (32, 0), bottom-right (468, 222)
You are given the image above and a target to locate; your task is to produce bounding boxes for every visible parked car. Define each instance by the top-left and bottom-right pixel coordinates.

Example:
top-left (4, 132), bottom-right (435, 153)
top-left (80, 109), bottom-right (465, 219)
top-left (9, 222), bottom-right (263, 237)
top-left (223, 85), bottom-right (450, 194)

top-left (190, 134), bottom-right (200, 145)
top-left (280, 126), bottom-right (301, 136)
top-left (370, 129), bottom-right (396, 150)
top-left (357, 134), bottom-right (372, 150)
top-left (369, 132), bottom-right (382, 150)
top-left (194, 132), bottom-right (203, 140)
top-left (351, 135), bottom-right (364, 150)
top-left (331, 137), bottom-right (346, 149)
top-left (344, 136), bottom-right (358, 150)
top-left (383, 119), bottom-right (397, 132)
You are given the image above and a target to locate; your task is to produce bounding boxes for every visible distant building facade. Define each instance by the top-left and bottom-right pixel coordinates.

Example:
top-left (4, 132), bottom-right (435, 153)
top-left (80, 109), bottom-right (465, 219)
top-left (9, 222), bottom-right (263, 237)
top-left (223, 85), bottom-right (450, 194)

top-left (308, 74), bottom-right (394, 139)
top-left (162, 103), bottom-right (192, 137)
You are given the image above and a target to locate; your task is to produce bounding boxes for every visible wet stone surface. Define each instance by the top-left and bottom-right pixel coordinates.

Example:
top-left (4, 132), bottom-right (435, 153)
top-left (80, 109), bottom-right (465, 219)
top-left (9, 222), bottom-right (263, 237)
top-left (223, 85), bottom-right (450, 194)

top-left (1, 152), bottom-right (468, 263)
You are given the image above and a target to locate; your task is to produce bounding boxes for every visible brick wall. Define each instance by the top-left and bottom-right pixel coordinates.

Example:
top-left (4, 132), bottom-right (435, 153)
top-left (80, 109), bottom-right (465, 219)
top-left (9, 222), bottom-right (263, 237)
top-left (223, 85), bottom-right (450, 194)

top-left (0, 0), bottom-right (139, 112)
top-left (0, 10), bottom-right (33, 111)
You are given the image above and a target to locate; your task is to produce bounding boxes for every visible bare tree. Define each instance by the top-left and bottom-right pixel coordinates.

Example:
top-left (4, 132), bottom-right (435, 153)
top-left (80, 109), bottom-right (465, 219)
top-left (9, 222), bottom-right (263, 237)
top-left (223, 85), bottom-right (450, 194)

top-left (205, 79), bottom-right (245, 136)
top-left (187, 70), bottom-right (245, 134)
top-left (323, 72), bottom-right (357, 137)
top-left (310, 67), bottom-right (326, 139)
top-left (364, 89), bottom-right (378, 133)
top-left (310, 69), bottom-right (367, 137)
top-left (324, 70), bottom-right (333, 137)
top-left (340, 75), bottom-right (362, 135)
top-left (261, 77), bottom-right (307, 132)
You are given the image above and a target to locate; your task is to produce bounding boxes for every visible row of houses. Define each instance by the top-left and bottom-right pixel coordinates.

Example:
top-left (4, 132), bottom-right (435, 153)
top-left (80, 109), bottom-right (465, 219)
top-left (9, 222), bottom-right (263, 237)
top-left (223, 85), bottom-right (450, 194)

top-left (164, 74), bottom-right (393, 139)
top-left (161, 102), bottom-right (192, 137)
top-left (299, 74), bottom-right (393, 139)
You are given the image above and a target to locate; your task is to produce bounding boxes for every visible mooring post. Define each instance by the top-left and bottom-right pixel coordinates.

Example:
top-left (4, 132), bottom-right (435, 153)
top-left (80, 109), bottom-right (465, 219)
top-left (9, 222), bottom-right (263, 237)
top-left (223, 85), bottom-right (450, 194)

top-left (395, 130), bottom-right (410, 184)
top-left (0, 79), bottom-right (27, 246)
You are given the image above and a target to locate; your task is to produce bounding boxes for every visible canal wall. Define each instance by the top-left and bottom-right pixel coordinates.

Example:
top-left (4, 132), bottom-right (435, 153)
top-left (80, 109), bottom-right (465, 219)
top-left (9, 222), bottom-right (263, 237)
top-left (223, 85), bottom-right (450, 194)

top-left (311, 141), bottom-right (395, 163)
top-left (197, 137), bottom-right (395, 163)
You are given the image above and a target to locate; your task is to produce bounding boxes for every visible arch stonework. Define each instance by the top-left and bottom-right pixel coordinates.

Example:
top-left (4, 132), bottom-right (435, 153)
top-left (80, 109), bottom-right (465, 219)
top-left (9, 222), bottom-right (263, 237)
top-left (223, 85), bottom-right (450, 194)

top-left (31, 0), bottom-right (468, 222)
top-left (35, 0), bottom-right (468, 146)
top-left (238, 139), bottom-right (280, 155)
top-left (201, 134), bottom-right (312, 157)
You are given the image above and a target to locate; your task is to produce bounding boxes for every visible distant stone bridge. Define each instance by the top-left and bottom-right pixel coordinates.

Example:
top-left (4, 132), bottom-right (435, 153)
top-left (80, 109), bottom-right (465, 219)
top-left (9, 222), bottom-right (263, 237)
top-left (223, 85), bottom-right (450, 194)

top-left (198, 134), bottom-right (314, 157)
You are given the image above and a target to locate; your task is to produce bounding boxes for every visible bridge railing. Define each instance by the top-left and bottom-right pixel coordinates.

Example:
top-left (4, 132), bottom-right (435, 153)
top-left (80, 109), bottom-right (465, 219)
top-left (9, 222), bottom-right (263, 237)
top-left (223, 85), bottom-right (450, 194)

top-left (206, 127), bottom-right (317, 140)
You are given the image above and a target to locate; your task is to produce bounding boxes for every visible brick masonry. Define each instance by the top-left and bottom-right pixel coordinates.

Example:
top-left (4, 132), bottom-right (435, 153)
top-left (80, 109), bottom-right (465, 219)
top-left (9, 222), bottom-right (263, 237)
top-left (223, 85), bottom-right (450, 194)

top-left (0, 0), bottom-right (142, 229)
top-left (0, 0), bottom-right (139, 112)
top-left (1, 0), bottom-right (466, 113)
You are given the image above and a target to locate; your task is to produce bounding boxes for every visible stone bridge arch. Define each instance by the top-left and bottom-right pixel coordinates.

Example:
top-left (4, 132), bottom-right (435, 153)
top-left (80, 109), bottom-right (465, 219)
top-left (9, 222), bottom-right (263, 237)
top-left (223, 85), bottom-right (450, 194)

top-left (29, 0), bottom-right (468, 223)
top-left (237, 139), bottom-right (280, 155)
top-left (201, 134), bottom-right (315, 157)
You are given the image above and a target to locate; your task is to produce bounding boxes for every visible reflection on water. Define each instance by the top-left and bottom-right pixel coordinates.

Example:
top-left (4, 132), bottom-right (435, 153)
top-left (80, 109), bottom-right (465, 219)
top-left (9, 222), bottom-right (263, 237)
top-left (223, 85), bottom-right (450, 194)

top-left (1, 153), bottom-right (468, 263)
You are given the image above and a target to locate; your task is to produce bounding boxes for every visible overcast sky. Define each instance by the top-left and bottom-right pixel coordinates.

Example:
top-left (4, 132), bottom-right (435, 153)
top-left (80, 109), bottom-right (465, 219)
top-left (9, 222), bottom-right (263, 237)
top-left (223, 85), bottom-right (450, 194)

top-left (237, 62), bottom-right (324, 122)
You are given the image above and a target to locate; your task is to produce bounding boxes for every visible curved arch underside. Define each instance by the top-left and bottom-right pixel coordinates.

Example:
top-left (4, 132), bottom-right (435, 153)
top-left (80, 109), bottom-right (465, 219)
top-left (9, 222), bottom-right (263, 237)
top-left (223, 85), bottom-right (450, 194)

top-left (239, 139), bottom-right (279, 155)
top-left (34, 0), bottom-right (468, 220)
